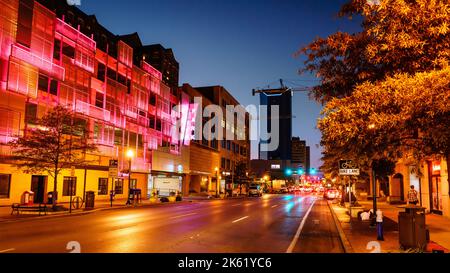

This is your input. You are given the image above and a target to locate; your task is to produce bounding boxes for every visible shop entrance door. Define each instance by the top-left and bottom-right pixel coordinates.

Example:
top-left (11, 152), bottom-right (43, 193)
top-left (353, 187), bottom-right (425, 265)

top-left (31, 176), bottom-right (47, 204)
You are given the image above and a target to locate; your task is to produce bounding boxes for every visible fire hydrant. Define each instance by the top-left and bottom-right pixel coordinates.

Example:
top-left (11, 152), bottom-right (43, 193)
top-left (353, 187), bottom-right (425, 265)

top-left (376, 209), bottom-right (384, 241)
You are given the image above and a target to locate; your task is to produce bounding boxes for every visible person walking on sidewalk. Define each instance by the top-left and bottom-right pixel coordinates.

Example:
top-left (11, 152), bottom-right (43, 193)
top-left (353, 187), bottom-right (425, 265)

top-left (407, 185), bottom-right (419, 205)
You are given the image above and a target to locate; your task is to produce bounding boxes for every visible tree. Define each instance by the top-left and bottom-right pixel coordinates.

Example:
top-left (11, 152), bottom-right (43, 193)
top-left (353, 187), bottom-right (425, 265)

top-left (9, 106), bottom-right (97, 210)
top-left (298, 0), bottom-right (450, 103)
top-left (318, 67), bottom-right (450, 184)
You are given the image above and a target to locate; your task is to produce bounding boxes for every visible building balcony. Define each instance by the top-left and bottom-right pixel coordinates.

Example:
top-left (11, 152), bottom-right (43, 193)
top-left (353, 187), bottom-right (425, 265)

top-left (55, 18), bottom-right (96, 51)
top-left (74, 100), bottom-right (111, 122)
top-left (10, 44), bottom-right (65, 81)
top-left (141, 61), bottom-right (162, 80)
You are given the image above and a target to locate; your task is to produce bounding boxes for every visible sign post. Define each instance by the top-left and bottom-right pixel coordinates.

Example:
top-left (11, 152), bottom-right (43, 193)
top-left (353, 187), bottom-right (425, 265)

top-left (109, 160), bottom-right (118, 207)
top-left (339, 160), bottom-right (360, 219)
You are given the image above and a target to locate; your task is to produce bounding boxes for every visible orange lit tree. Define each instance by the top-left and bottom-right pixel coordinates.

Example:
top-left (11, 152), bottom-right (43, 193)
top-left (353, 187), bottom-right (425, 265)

top-left (10, 106), bottom-right (97, 210)
top-left (298, 0), bottom-right (450, 181)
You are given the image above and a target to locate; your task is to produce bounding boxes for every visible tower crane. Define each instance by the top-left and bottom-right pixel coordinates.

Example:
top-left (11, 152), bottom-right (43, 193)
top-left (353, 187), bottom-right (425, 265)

top-left (252, 79), bottom-right (314, 96)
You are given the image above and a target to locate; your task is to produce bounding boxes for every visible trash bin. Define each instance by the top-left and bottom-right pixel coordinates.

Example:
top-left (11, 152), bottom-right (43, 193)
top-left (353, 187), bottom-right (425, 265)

top-left (47, 191), bottom-right (58, 205)
top-left (85, 191), bottom-right (95, 209)
top-left (398, 206), bottom-right (427, 251)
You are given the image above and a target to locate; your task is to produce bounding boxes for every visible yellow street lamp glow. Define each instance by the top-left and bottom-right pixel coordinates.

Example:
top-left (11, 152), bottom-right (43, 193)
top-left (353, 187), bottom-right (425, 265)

top-left (263, 175), bottom-right (269, 181)
top-left (368, 123), bottom-right (376, 129)
top-left (214, 167), bottom-right (219, 172)
top-left (126, 149), bottom-right (134, 158)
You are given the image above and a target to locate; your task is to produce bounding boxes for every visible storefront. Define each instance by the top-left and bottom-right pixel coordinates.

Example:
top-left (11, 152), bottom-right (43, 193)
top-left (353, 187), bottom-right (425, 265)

top-left (428, 160), bottom-right (443, 214)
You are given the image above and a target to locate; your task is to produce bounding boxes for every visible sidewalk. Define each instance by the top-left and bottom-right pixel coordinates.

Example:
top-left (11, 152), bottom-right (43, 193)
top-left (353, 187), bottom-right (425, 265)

top-left (329, 200), bottom-right (450, 253)
top-left (0, 197), bottom-right (190, 223)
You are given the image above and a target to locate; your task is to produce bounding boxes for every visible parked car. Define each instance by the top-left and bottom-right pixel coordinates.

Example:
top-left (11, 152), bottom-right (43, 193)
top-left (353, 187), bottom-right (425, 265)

top-left (248, 186), bottom-right (263, 197)
top-left (323, 188), bottom-right (340, 200)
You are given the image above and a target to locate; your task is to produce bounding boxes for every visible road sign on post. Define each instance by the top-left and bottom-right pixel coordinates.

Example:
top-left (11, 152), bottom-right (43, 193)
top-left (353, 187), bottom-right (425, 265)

top-left (109, 159), bottom-right (118, 178)
top-left (339, 160), bottom-right (360, 176)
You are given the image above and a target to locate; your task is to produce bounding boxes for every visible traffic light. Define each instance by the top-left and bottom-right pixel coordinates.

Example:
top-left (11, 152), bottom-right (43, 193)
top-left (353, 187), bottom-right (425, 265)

top-left (285, 168), bottom-right (292, 176)
top-left (298, 168), bottom-right (304, 175)
top-left (310, 168), bottom-right (316, 175)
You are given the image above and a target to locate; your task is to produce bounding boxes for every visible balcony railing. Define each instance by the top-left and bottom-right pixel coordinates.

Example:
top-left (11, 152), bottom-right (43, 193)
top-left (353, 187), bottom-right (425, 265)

top-left (74, 100), bottom-right (111, 122)
top-left (55, 18), bottom-right (96, 51)
top-left (141, 61), bottom-right (162, 80)
top-left (11, 44), bottom-right (65, 81)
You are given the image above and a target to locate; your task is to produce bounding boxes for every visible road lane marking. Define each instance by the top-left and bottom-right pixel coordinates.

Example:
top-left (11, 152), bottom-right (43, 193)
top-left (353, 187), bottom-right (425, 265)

top-left (286, 199), bottom-right (316, 253)
top-left (232, 216), bottom-right (249, 223)
top-left (271, 205), bottom-right (279, 208)
top-left (0, 248), bottom-right (15, 253)
top-left (169, 213), bottom-right (197, 219)
top-left (231, 203), bottom-right (241, 206)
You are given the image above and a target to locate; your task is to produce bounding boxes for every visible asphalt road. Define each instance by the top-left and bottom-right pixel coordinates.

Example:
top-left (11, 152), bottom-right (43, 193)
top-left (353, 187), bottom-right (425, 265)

top-left (0, 194), bottom-right (344, 253)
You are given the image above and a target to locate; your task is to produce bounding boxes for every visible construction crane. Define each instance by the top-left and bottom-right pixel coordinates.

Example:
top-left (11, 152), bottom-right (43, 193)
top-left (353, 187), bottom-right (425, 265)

top-left (252, 79), bottom-right (314, 96)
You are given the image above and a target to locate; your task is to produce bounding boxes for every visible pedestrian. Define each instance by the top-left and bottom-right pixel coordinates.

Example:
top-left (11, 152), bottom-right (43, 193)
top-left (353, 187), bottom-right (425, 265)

top-left (376, 209), bottom-right (384, 241)
top-left (407, 185), bottom-right (419, 206)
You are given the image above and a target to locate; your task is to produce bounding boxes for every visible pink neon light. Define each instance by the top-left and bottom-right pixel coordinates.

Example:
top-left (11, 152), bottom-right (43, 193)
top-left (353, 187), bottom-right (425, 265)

top-left (11, 44), bottom-right (65, 81)
top-left (74, 100), bottom-right (111, 121)
top-left (55, 18), bottom-right (96, 51)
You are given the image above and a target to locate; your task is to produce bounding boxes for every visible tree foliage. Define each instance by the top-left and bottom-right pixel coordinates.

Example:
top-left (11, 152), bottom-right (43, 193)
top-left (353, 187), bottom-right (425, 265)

top-left (9, 106), bottom-right (97, 208)
top-left (298, 0), bottom-right (450, 104)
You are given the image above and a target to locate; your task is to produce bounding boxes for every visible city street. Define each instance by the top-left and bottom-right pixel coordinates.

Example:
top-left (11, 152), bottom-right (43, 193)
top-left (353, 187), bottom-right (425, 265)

top-left (0, 194), bottom-right (344, 253)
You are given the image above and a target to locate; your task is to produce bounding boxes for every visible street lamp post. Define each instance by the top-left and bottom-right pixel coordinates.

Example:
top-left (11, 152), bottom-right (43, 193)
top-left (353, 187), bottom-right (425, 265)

top-left (126, 149), bottom-right (134, 205)
top-left (215, 167), bottom-right (219, 198)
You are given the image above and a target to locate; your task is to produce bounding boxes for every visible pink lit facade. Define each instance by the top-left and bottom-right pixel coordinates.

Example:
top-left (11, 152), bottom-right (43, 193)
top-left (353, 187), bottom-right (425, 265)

top-left (0, 0), bottom-right (195, 205)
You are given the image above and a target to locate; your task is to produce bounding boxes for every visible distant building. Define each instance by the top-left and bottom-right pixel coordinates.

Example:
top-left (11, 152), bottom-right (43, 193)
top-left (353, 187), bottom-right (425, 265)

top-left (258, 90), bottom-right (292, 161)
top-left (140, 44), bottom-right (179, 96)
top-left (181, 84), bottom-right (251, 195)
top-left (258, 89), bottom-right (292, 179)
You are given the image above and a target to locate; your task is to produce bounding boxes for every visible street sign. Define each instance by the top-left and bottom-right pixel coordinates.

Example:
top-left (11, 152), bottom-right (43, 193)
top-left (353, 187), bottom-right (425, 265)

top-left (109, 159), bottom-right (118, 178)
top-left (339, 160), bottom-right (360, 176)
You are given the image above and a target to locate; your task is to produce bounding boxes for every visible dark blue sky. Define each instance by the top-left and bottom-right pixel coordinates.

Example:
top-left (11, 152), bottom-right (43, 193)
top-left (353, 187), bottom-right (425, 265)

top-left (79, 0), bottom-right (362, 168)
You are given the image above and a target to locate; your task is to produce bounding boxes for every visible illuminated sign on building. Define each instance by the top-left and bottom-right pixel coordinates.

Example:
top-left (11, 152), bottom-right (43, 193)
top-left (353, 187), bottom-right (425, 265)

top-left (432, 162), bottom-right (441, 175)
top-left (271, 164), bottom-right (281, 169)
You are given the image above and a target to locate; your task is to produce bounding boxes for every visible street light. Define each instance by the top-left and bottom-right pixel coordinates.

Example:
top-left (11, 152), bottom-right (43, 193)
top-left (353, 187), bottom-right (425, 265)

top-left (126, 149), bottom-right (134, 205)
top-left (215, 167), bottom-right (219, 198)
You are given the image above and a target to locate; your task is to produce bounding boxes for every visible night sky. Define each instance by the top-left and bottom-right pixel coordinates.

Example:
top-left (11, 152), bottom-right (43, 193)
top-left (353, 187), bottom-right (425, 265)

top-left (78, 0), bottom-right (362, 168)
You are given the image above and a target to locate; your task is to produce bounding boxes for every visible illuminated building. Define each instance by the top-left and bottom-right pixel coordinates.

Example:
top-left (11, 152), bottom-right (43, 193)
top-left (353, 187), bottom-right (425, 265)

top-left (0, 0), bottom-right (195, 204)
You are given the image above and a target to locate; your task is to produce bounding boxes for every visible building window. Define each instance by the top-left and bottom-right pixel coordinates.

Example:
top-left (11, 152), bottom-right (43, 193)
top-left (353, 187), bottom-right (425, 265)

top-left (0, 174), bottom-right (11, 198)
top-left (98, 178), bottom-right (108, 195)
top-left (221, 158), bottom-right (226, 169)
top-left (221, 140), bottom-right (226, 149)
top-left (38, 74), bottom-right (49, 92)
top-left (25, 102), bottom-right (37, 125)
top-left (129, 179), bottom-right (137, 190)
top-left (49, 79), bottom-right (58, 96)
top-left (95, 92), bottom-right (104, 108)
top-left (62, 43), bottom-right (76, 59)
top-left (97, 63), bottom-right (106, 82)
top-left (115, 179), bottom-right (124, 194)
top-left (226, 159), bottom-right (231, 170)
top-left (63, 177), bottom-right (77, 196)
top-left (149, 93), bottom-right (157, 106)
top-left (226, 140), bottom-right (231, 150)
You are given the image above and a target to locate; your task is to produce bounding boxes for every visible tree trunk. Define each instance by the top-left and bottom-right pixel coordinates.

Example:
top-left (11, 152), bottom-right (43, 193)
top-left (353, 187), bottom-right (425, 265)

top-left (52, 171), bottom-right (58, 211)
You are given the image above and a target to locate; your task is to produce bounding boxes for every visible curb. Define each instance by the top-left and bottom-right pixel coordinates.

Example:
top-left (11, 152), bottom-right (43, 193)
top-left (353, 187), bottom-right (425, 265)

top-left (327, 200), bottom-right (354, 253)
top-left (0, 200), bottom-right (193, 224)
